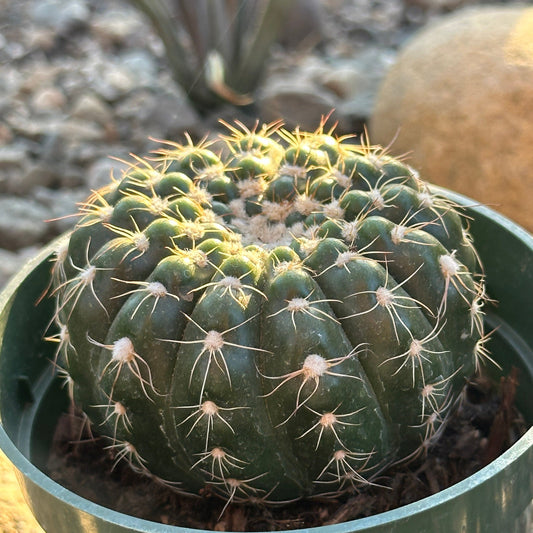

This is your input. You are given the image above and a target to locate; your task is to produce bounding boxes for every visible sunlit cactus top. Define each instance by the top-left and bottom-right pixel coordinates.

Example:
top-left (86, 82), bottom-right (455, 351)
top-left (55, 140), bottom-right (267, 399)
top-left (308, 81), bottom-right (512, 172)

top-left (50, 120), bottom-right (491, 506)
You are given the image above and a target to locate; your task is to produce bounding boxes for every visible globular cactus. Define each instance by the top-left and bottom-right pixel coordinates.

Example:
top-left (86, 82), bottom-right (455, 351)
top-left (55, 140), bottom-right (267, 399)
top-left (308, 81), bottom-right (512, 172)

top-left (50, 121), bottom-right (491, 506)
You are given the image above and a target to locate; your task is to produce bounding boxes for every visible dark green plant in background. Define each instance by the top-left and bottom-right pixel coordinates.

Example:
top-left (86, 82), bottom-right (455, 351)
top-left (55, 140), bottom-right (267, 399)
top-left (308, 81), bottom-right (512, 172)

top-left (130, 0), bottom-right (322, 111)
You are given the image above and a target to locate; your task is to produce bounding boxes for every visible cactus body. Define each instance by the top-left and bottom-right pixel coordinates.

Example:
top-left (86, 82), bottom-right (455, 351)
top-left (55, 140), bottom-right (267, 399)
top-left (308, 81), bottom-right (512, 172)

top-left (51, 123), bottom-right (489, 504)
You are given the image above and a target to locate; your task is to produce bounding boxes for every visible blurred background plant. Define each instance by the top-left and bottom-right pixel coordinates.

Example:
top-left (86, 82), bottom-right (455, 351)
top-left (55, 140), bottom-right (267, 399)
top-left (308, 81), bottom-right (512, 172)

top-left (130, 0), bottom-right (323, 112)
top-left (0, 0), bottom-right (528, 290)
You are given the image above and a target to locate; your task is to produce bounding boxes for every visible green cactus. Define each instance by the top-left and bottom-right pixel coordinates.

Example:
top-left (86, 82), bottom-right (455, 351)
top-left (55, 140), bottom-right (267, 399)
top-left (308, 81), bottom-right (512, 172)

top-left (50, 121), bottom-right (491, 506)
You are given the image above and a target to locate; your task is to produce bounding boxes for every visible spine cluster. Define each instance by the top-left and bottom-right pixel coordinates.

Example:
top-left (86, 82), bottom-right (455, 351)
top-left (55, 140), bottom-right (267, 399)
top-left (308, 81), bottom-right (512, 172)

top-left (49, 121), bottom-right (491, 505)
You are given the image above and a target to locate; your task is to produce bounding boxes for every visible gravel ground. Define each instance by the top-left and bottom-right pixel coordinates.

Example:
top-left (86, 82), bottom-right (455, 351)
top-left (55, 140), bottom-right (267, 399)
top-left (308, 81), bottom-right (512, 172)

top-left (0, 0), bottom-right (526, 287)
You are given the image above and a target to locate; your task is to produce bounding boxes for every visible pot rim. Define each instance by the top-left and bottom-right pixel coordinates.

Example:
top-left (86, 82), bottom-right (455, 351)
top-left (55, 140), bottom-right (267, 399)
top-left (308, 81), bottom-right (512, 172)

top-left (1, 422), bottom-right (532, 533)
top-left (0, 188), bottom-right (532, 533)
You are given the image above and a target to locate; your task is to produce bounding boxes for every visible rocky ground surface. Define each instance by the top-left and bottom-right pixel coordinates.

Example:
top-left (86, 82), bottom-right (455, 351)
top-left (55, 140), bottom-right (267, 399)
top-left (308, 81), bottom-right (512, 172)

top-left (0, 0), bottom-right (525, 287)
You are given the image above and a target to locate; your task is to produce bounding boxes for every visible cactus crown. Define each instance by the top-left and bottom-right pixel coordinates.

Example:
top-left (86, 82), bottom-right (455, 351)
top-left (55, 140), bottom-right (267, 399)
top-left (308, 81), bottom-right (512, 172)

top-left (50, 121), bottom-right (491, 506)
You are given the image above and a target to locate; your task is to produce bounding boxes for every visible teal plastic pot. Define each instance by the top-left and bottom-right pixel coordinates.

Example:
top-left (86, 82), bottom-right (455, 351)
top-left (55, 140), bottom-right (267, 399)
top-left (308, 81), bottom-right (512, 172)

top-left (0, 190), bottom-right (531, 533)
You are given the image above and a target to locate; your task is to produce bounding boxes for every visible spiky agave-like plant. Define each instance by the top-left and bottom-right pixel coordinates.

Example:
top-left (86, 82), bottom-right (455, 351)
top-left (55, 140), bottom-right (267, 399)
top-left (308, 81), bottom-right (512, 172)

top-left (50, 121), bottom-right (492, 506)
top-left (130, 0), bottom-right (321, 111)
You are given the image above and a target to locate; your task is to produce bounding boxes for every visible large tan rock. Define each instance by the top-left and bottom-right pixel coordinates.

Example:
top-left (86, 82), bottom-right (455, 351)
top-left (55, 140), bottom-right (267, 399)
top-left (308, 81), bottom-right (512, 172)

top-left (370, 6), bottom-right (533, 232)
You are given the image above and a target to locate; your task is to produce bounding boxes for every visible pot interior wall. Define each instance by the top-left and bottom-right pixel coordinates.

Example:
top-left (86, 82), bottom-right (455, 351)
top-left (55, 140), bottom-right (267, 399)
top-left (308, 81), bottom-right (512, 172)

top-left (0, 252), bottom-right (65, 460)
top-left (464, 191), bottom-right (533, 423)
